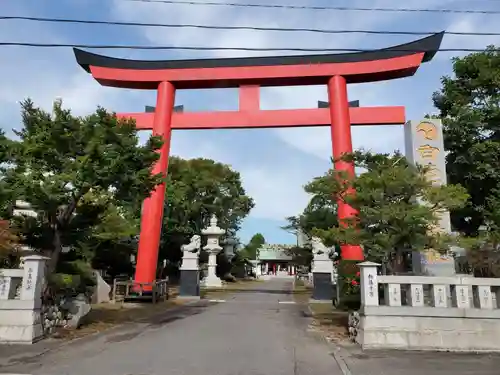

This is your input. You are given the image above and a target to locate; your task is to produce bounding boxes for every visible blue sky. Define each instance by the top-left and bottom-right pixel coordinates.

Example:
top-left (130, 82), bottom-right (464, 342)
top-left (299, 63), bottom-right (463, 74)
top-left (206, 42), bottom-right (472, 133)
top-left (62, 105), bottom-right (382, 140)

top-left (1, 0), bottom-right (499, 245)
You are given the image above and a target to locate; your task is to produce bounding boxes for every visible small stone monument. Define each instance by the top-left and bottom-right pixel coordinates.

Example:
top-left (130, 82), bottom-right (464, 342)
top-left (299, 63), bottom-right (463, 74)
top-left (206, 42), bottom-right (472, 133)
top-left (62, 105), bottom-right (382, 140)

top-left (179, 234), bottom-right (201, 299)
top-left (201, 215), bottom-right (225, 288)
top-left (91, 270), bottom-right (111, 304)
top-left (62, 294), bottom-right (92, 328)
top-left (310, 237), bottom-right (334, 302)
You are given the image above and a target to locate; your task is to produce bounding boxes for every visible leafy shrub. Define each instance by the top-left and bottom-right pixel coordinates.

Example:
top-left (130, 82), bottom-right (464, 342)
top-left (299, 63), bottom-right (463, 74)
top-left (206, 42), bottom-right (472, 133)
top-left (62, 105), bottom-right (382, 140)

top-left (337, 260), bottom-right (361, 310)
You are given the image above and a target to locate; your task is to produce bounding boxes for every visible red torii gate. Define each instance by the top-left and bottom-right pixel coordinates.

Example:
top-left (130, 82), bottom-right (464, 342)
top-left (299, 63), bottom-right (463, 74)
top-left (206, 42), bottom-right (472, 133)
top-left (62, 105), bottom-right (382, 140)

top-left (74, 32), bottom-right (444, 287)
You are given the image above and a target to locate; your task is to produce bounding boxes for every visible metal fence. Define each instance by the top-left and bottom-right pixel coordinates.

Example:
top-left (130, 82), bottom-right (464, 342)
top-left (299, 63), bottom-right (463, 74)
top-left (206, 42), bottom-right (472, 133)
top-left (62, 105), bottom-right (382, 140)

top-left (112, 278), bottom-right (169, 304)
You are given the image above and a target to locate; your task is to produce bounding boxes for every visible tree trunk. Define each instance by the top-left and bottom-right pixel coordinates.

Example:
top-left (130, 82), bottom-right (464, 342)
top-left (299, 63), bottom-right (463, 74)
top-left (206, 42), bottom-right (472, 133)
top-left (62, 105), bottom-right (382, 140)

top-left (46, 188), bottom-right (88, 275)
top-left (47, 225), bottom-right (63, 275)
top-left (381, 257), bottom-right (388, 275)
top-left (392, 251), bottom-right (406, 274)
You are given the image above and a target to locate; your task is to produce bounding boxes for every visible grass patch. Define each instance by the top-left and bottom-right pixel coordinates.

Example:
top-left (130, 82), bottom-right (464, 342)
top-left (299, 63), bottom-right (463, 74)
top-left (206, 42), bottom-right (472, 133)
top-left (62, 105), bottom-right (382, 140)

top-left (291, 278), bottom-right (349, 342)
top-left (292, 278), bottom-right (312, 304)
top-left (308, 302), bottom-right (349, 342)
top-left (52, 286), bottom-right (183, 340)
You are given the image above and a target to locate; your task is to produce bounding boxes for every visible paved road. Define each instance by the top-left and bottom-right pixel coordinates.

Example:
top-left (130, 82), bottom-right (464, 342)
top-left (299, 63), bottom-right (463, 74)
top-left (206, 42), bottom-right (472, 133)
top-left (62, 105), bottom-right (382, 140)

top-left (1, 279), bottom-right (342, 375)
top-left (338, 345), bottom-right (500, 375)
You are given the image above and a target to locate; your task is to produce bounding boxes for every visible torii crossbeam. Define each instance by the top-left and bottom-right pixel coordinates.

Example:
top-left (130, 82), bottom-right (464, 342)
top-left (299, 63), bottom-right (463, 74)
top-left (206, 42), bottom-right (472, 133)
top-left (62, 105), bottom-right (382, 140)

top-left (74, 32), bottom-right (444, 287)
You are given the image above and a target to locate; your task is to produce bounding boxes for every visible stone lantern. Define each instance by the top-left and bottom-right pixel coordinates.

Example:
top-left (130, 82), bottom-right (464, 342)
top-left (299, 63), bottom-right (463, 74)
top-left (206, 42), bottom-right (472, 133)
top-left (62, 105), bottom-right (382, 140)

top-left (223, 236), bottom-right (237, 261)
top-left (201, 214), bottom-right (225, 288)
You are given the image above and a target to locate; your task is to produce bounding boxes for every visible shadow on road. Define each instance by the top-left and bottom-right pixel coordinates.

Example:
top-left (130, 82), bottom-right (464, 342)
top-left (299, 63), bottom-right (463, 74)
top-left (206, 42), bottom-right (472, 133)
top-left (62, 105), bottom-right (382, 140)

top-left (1, 301), bottom-right (215, 368)
top-left (147, 303), bottom-right (210, 326)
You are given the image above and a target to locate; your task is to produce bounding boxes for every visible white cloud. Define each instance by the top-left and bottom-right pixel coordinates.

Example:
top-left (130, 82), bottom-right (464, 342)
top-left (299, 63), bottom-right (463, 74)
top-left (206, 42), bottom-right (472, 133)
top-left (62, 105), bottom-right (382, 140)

top-left (0, 10), bottom-right (133, 123)
top-left (110, 0), bottom-right (454, 158)
top-left (170, 129), bottom-right (323, 220)
top-left (1, 0), bottom-right (498, 227)
top-left (241, 167), bottom-right (311, 220)
top-left (438, 13), bottom-right (500, 61)
top-left (109, 0), bottom-right (500, 223)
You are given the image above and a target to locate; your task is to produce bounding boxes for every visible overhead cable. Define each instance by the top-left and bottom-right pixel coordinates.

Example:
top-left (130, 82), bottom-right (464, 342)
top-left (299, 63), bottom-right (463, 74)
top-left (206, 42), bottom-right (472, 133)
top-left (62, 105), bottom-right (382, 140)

top-left (0, 42), bottom-right (490, 52)
top-left (2, 16), bottom-right (499, 36)
top-left (121, 0), bottom-right (500, 15)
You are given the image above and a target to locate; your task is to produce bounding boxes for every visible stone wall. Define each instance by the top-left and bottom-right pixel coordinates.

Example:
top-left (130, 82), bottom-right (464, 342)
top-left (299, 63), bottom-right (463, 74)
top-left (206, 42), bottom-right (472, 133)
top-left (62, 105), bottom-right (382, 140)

top-left (357, 262), bottom-right (500, 352)
top-left (0, 255), bottom-right (49, 344)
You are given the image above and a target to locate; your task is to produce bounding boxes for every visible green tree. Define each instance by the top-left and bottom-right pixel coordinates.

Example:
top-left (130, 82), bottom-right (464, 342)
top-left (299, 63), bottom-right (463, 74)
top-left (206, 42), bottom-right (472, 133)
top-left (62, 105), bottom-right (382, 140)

top-left (72, 190), bottom-right (140, 280)
top-left (282, 189), bottom-right (339, 268)
top-left (433, 46), bottom-right (500, 236)
top-left (0, 220), bottom-right (20, 268)
top-left (0, 130), bottom-right (15, 216)
top-left (457, 189), bottom-right (500, 277)
top-left (308, 151), bottom-right (469, 274)
top-left (283, 195), bottom-right (338, 239)
top-left (6, 99), bottom-right (162, 274)
top-left (239, 233), bottom-right (265, 260)
top-left (159, 157), bottom-right (254, 276)
top-left (284, 245), bottom-right (314, 269)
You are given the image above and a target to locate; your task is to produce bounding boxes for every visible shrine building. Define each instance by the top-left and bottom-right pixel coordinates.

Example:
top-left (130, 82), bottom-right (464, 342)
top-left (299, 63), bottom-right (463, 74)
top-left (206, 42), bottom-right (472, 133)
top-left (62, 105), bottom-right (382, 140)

top-left (256, 244), bottom-right (296, 276)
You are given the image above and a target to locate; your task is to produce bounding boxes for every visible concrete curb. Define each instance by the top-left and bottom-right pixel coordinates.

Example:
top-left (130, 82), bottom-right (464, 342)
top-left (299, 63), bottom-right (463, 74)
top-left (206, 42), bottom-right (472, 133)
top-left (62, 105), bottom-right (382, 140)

top-left (304, 304), bottom-right (353, 375)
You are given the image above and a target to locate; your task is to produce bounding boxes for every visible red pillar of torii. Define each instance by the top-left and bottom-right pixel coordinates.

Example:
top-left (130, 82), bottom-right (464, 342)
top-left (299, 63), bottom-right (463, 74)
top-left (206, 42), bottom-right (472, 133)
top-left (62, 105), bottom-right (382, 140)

top-left (74, 32), bottom-right (444, 286)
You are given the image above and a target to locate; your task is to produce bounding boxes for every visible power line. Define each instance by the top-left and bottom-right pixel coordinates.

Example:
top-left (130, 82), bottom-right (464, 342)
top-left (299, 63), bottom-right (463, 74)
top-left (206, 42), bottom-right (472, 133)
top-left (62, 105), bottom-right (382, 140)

top-left (122, 0), bottom-right (500, 14)
top-left (0, 42), bottom-right (490, 52)
top-left (2, 16), bottom-right (500, 36)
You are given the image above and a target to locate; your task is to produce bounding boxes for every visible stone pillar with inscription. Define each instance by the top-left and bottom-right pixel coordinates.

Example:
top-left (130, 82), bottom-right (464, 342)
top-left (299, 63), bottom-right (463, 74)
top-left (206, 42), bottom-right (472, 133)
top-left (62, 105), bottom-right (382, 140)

top-left (12, 255), bottom-right (49, 343)
top-left (20, 255), bottom-right (49, 305)
top-left (358, 261), bottom-right (380, 307)
top-left (404, 119), bottom-right (456, 276)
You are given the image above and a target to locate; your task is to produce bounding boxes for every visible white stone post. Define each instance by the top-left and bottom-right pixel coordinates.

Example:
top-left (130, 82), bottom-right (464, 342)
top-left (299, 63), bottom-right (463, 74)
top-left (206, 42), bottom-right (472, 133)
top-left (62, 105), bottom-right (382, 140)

top-left (407, 284), bottom-right (425, 307)
top-left (359, 262), bottom-right (380, 307)
top-left (0, 255), bottom-right (49, 344)
top-left (201, 215), bottom-right (225, 288)
top-left (474, 286), bottom-right (493, 309)
top-left (431, 284), bottom-right (447, 308)
top-left (385, 284), bottom-right (402, 307)
top-left (20, 255), bottom-right (50, 307)
top-left (0, 276), bottom-right (12, 300)
top-left (452, 285), bottom-right (470, 308)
